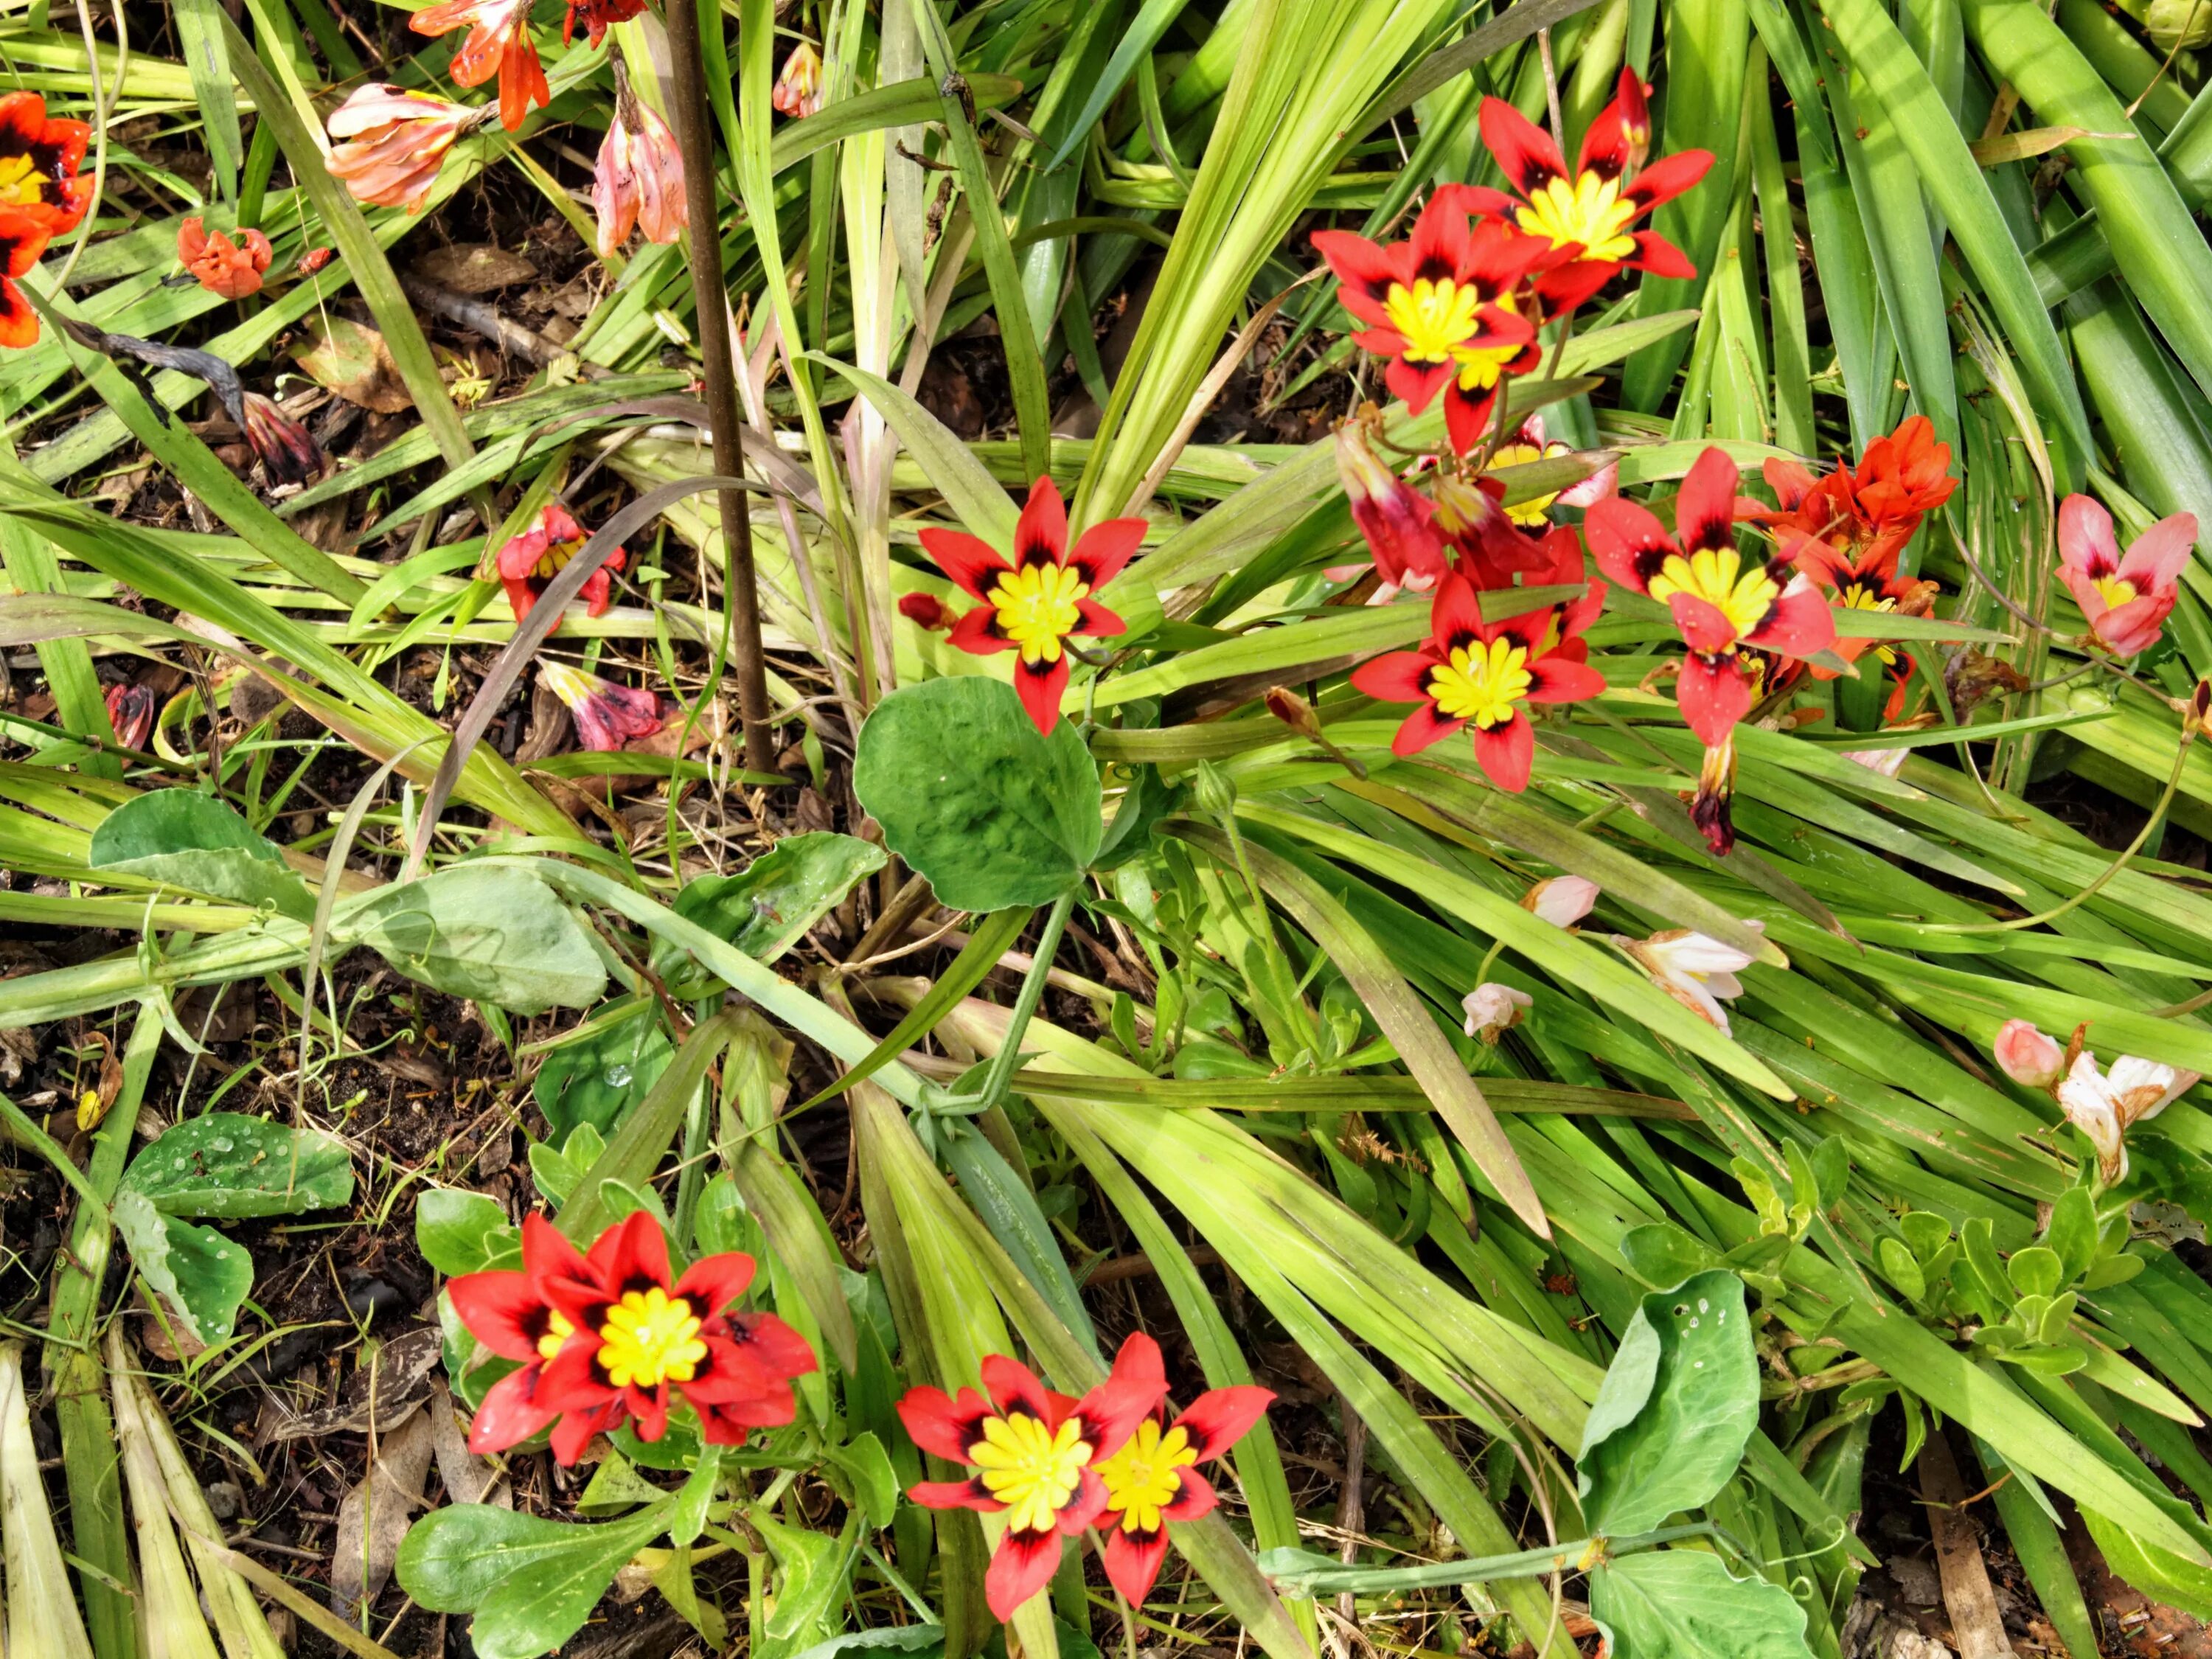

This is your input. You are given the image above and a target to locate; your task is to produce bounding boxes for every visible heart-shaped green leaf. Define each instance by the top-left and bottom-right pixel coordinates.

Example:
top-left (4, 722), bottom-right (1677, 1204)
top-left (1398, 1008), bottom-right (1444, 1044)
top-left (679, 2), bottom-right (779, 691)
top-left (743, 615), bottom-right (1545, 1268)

top-left (340, 863), bottom-right (608, 1013)
top-left (88, 790), bottom-right (316, 922)
top-left (656, 832), bottom-right (886, 993)
top-left (1590, 1549), bottom-right (1815, 1658)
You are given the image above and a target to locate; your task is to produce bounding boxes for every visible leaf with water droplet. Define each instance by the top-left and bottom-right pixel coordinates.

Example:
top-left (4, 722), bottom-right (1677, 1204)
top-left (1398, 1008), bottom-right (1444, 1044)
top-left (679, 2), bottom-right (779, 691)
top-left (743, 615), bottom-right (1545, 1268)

top-left (120, 1112), bottom-right (354, 1219)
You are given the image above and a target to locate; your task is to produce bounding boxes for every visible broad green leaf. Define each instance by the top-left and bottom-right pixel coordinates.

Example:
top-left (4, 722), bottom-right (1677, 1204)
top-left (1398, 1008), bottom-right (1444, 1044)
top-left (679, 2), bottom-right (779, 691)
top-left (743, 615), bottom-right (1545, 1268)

top-left (532, 1002), bottom-right (675, 1142)
top-left (399, 1503), bottom-right (670, 1659)
top-left (88, 791), bottom-right (316, 922)
top-left (114, 1191), bottom-right (254, 1347)
top-left (120, 1113), bottom-right (354, 1218)
top-left (341, 864), bottom-right (608, 1014)
top-left (415, 1189), bottom-right (520, 1278)
top-left (1579, 1272), bottom-right (1759, 1534)
top-left (1591, 1549), bottom-right (1815, 1658)
top-left (2084, 1508), bottom-right (2212, 1620)
top-left (852, 678), bottom-right (1102, 911)
top-left (658, 832), bottom-right (886, 992)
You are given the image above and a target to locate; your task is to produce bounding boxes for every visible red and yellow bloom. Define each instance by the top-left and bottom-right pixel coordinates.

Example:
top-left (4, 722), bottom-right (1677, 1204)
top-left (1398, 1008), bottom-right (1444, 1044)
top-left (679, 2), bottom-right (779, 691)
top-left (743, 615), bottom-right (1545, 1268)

top-left (899, 1336), bottom-right (1164, 1621)
top-left (773, 42), bottom-right (826, 117)
top-left (178, 218), bottom-right (272, 299)
top-left (0, 92), bottom-right (91, 234)
top-left (1585, 447), bottom-right (1834, 745)
top-left (325, 86), bottom-right (485, 215)
top-left (498, 504), bottom-right (625, 622)
top-left (1451, 70), bottom-right (1712, 311)
top-left (0, 208), bottom-right (49, 349)
top-left (1350, 530), bottom-right (1607, 791)
top-left (1486, 414), bottom-right (1617, 529)
top-left (2057, 493), bottom-right (2194, 659)
top-left (410, 0), bottom-right (549, 132)
top-left (918, 476), bottom-right (1147, 736)
top-left (451, 1214), bottom-right (615, 1464)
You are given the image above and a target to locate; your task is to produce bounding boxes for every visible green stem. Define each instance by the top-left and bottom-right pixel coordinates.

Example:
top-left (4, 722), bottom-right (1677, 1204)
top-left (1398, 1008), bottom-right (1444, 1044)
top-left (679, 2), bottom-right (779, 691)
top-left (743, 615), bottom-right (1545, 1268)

top-left (961, 889), bottom-right (1077, 1113)
top-left (1260, 1523), bottom-right (1722, 1596)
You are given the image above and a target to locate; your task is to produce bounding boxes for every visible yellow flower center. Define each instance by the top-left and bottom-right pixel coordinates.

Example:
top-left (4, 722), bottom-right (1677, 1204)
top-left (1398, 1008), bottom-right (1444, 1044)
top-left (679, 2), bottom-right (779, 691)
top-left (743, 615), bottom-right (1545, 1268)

top-left (1840, 582), bottom-right (1899, 664)
top-left (535, 1310), bottom-right (576, 1364)
top-left (1382, 276), bottom-right (1484, 364)
top-left (1096, 1420), bottom-right (1198, 1536)
top-left (1489, 439), bottom-right (1559, 526)
top-left (1517, 171), bottom-right (1641, 262)
top-left (1647, 546), bottom-right (1778, 641)
top-left (991, 562), bottom-right (1088, 665)
top-left (0, 154), bottom-right (41, 207)
top-left (533, 538), bottom-right (585, 581)
top-left (970, 1413), bottom-right (1093, 1536)
top-left (1450, 288), bottom-right (1521, 394)
top-left (2094, 574), bottom-right (2139, 609)
top-left (597, 1288), bottom-right (706, 1389)
top-left (1429, 638), bottom-right (1532, 728)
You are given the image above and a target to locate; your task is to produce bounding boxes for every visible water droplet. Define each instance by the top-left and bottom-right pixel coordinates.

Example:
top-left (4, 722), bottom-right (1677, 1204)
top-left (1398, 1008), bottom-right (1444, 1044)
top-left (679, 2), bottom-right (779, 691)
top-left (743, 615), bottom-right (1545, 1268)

top-left (1697, 1298), bottom-right (1709, 1313)
top-left (211, 1137), bottom-right (234, 1153)
top-left (605, 1064), bottom-right (633, 1088)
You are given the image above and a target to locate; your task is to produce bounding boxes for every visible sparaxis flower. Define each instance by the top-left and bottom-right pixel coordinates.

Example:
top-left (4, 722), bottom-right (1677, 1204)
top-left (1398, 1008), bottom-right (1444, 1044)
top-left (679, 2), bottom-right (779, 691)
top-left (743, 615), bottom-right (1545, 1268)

top-left (1585, 447), bottom-right (1835, 745)
top-left (566, 0), bottom-right (644, 47)
top-left (918, 476), bottom-right (1146, 736)
top-left (326, 86), bottom-right (485, 215)
top-left (594, 58), bottom-right (686, 259)
top-left (1523, 874), bottom-right (1598, 928)
top-left (540, 661), bottom-right (663, 751)
top-left (1463, 982), bottom-right (1532, 1043)
top-left (0, 206), bottom-right (51, 348)
top-left (177, 218), bottom-right (272, 299)
top-left (898, 592), bottom-right (952, 630)
top-left (1335, 420), bottom-right (1447, 594)
top-left (2057, 494), bottom-right (2194, 659)
top-left (102, 682), bottom-right (155, 753)
top-left (773, 42), bottom-right (826, 117)
top-left (1486, 415), bottom-right (1618, 528)
top-left (0, 91), bottom-right (91, 234)
top-left (241, 393), bottom-right (324, 487)
top-left (410, 0), bottom-right (549, 132)
top-left (451, 1214), bottom-right (615, 1464)
top-left (899, 1335), bottom-right (1166, 1621)
top-left (497, 504), bottom-right (625, 622)
top-left (1619, 923), bottom-right (1761, 1036)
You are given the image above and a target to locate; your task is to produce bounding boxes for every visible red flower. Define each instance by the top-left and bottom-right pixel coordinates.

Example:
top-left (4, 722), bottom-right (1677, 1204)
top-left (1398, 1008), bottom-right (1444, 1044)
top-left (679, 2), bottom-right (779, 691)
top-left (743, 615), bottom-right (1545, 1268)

top-left (242, 393), bottom-right (323, 487)
top-left (0, 207), bottom-right (51, 349)
top-left (594, 59), bottom-right (686, 259)
top-left (102, 682), bottom-right (155, 751)
top-left (773, 42), bottom-right (826, 117)
top-left (178, 218), bottom-right (272, 300)
top-left (1585, 448), bottom-right (1834, 745)
top-left (1335, 421), bottom-right (1447, 594)
top-left (540, 661), bottom-right (663, 751)
top-left (296, 246), bottom-right (335, 275)
top-left (450, 1214), bottom-right (622, 1464)
top-left (0, 91), bottom-right (91, 234)
top-left (325, 85), bottom-right (484, 214)
top-left (898, 592), bottom-right (952, 630)
top-left (2058, 494), bottom-right (2194, 658)
top-left (1851, 414), bottom-right (1956, 532)
top-left (410, 0), bottom-right (549, 133)
top-left (1349, 532), bottom-right (1607, 791)
top-left (1449, 70), bottom-right (1712, 310)
top-left (918, 476), bottom-right (1145, 736)
top-left (498, 504), bottom-right (625, 622)
top-left (1430, 470), bottom-right (1548, 589)
top-left (566, 0), bottom-right (644, 46)
top-left (1089, 1340), bottom-right (1273, 1607)
top-left (898, 1335), bottom-right (1166, 1621)
top-left (530, 1211), bottom-right (815, 1450)
top-left (1312, 197), bottom-right (1554, 453)
top-left (1760, 416), bottom-right (1955, 577)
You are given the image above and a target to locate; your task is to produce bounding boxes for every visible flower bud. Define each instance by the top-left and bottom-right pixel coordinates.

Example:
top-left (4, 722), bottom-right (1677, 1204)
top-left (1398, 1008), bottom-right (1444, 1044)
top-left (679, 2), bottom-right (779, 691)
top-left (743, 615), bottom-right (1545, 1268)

top-left (1335, 420), bottom-right (1446, 592)
top-left (1523, 875), bottom-right (1598, 928)
top-left (1993, 1019), bottom-right (2063, 1091)
top-left (1462, 982), bottom-right (1532, 1044)
top-left (240, 394), bottom-right (323, 487)
top-left (1265, 686), bottom-right (1324, 742)
top-left (1192, 759), bottom-right (1237, 819)
top-left (773, 41), bottom-right (825, 118)
top-left (899, 592), bottom-right (952, 631)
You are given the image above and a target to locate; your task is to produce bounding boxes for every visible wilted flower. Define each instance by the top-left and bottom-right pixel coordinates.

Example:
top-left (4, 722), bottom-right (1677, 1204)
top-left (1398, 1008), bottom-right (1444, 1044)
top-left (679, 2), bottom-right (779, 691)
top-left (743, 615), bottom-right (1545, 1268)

top-left (410, 0), bottom-right (549, 131)
top-left (540, 661), bottom-right (662, 751)
top-left (565, 0), bottom-right (644, 46)
top-left (296, 246), bottom-right (335, 275)
top-left (2057, 494), bottom-right (2194, 659)
top-left (917, 475), bottom-right (1147, 736)
top-left (240, 393), bottom-right (323, 487)
top-left (899, 592), bottom-right (952, 630)
top-left (0, 206), bottom-right (49, 348)
top-left (1993, 1020), bottom-right (2064, 1091)
top-left (1620, 923), bottom-right (1761, 1037)
top-left (177, 218), bottom-right (272, 299)
top-left (773, 41), bottom-right (826, 117)
top-left (2056, 1052), bottom-right (2197, 1185)
top-left (594, 58), bottom-right (686, 260)
top-left (1839, 744), bottom-right (1910, 779)
top-left (0, 91), bottom-right (92, 233)
top-left (1430, 468), bottom-right (1549, 588)
top-left (1335, 420), bottom-right (1447, 594)
top-left (497, 504), bottom-right (625, 622)
top-left (102, 681), bottom-right (155, 751)
top-left (1462, 982), bottom-right (1532, 1043)
top-left (326, 85), bottom-right (486, 214)
top-left (1523, 874), bottom-right (1598, 928)
top-left (1486, 415), bottom-right (1618, 528)
top-left (1585, 447), bottom-right (1835, 745)
top-left (900, 1335), bottom-right (1165, 1621)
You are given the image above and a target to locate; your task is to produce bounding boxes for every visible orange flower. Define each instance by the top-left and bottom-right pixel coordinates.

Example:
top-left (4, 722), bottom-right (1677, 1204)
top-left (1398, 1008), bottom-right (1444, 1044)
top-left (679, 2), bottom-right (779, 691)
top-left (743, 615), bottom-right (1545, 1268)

top-left (410, 0), bottom-right (549, 132)
top-left (0, 207), bottom-right (49, 349)
top-left (594, 59), bottom-right (686, 259)
top-left (178, 218), bottom-right (272, 299)
top-left (326, 85), bottom-right (484, 214)
top-left (773, 42), bottom-right (824, 117)
top-left (0, 91), bottom-right (91, 234)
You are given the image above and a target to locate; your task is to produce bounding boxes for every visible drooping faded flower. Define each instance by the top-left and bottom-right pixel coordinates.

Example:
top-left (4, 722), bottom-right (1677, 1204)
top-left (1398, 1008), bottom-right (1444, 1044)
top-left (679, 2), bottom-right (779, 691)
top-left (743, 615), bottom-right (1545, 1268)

top-left (1688, 734), bottom-right (1737, 857)
top-left (497, 504), bottom-right (625, 622)
top-left (410, 0), bottom-right (550, 132)
top-left (0, 207), bottom-right (52, 348)
top-left (0, 91), bottom-right (91, 233)
top-left (326, 85), bottom-right (485, 214)
top-left (1993, 1020), bottom-right (2064, 1091)
top-left (1462, 982), bottom-right (1532, 1043)
top-left (177, 218), bottom-right (272, 299)
top-left (1335, 420), bottom-right (1447, 595)
top-left (898, 592), bottom-right (952, 631)
top-left (594, 58), bottom-right (686, 260)
top-left (1619, 922), bottom-right (1761, 1036)
top-left (899, 1335), bottom-right (1166, 1621)
top-left (540, 661), bottom-right (662, 751)
top-left (917, 475), bottom-right (1147, 736)
top-left (2057, 1051), bottom-right (2199, 1184)
top-left (240, 393), bottom-right (324, 487)
top-left (1523, 874), bottom-right (1598, 928)
top-left (2056, 494), bottom-right (2194, 659)
top-left (773, 41), bottom-right (826, 117)
top-left (102, 682), bottom-right (155, 752)
top-left (565, 0), bottom-right (644, 47)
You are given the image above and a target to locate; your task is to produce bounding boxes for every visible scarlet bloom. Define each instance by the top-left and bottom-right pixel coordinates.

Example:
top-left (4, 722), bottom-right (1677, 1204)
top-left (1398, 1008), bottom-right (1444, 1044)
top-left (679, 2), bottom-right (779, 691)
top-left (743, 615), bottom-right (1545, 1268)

top-left (241, 393), bottom-right (323, 487)
top-left (594, 60), bottom-right (686, 259)
top-left (451, 1214), bottom-right (619, 1463)
top-left (1430, 469), bottom-right (1548, 588)
top-left (177, 218), bottom-right (272, 300)
top-left (566, 0), bottom-right (644, 46)
top-left (773, 42), bottom-right (826, 117)
top-left (0, 91), bottom-right (92, 233)
top-left (1349, 529), bottom-right (1607, 792)
top-left (326, 86), bottom-right (484, 214)
top-left (1851, 414), bottom-right (1957, 532)
top-left (1335, 420), bottom-right (1447, 594)
top-left (1312, 196), bottom-right (1554, 453)
top-left (540, 661), bottom-right (663, 751)
top-left (919, 476), bottom-right (1146, 736)
top-left (1585, 447), bottom-right (1835, 745)
top-left (411, 0), bottom-right (549, 132)
top-left (1451, 70), bottom-right (1713, 310)
top-left (2057, 494), bottom-right (2194, 659)
top-left (898, 1335), bottom-right (1166, 1621)
top-left (296, 246), bottom-right (335, 276)
top-left (0, 207), bottom-right (50, 349)
top-left (498, 504), bottom-right (625, 622)
top-left (1090, 1339), bottom-right (1273, 1606)
top-left (898, 592), bottom-right (952, 631)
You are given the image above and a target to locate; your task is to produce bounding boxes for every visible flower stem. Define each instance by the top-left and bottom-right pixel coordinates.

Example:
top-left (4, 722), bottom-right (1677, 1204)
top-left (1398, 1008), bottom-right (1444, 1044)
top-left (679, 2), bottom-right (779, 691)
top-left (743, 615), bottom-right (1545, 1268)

top-left (663, 0), bottom-right (775, 774)
top-left (964, 889), bottom-right (1077, 1113)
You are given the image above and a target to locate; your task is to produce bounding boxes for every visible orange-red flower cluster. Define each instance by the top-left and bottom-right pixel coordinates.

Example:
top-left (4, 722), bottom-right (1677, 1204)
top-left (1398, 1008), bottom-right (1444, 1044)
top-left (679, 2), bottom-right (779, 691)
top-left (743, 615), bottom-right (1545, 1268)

top-left (0, 93), bottom-right (91, 349)
top-left (178, 218), bottom-right (273, 299)
top-left (326, 85), bottom-right (486, 214)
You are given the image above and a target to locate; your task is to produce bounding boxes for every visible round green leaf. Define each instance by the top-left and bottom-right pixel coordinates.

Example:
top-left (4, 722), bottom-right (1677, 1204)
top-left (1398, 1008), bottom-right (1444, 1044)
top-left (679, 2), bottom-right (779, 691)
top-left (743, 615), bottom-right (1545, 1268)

top-left (340, 863), bottom-right (609, 1014)
top-left (88, 790), bottom-right (316, 922)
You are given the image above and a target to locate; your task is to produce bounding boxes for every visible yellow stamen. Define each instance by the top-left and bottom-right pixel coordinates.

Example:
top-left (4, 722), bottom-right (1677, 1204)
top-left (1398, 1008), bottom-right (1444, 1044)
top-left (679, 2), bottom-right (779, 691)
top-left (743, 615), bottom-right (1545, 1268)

top-left (1382, 276), bottom-right (1484, 364)
top-left (532, 539), bottom-right (584, 582)
top-left (2094, 574), bottom-right (2140, 610)
top-left (969, 1413), bottom-right (1093, 1536)
top-left (597, 1288), bottom-right (706, 1388)
top-left (1647, 546), bottom-right (1778, 639)
top-left (1095, 1420), bottom-right (1197, 1537)
top-left (1428, 638), bottom-right (1532, 728)
top-left (535, 1310), bottom-right (576, 1364)
top-left (0, 154), bottom-right (41, 207)
top-left (1839, 582), bottom-right (1899, 665)
top-left (1450, 289), bottom-right (1521, 394)
top-left (1516, 171), bottom-right (1640, 262)
top-left (1489, 439), bottom-right (1559, 526)
top-left (990, 562), bottom-right (1088, 665)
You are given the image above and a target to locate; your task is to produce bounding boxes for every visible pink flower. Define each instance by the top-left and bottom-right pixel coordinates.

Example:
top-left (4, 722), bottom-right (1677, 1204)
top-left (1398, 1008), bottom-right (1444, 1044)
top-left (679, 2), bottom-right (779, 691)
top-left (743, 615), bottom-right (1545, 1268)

top-left (1462, 982), bottom-right (1531, 1043)
top-left (326, 86), bottom-right (483, 214)
top-left (1335, 420), bottom-right (1446, 594)
top-left (773, 42), bottom-right (824, 118)
top-left (2057, 495), bottom-right (2194, 658)
top-left (539, 661), bottom-right (663, 751)
top-left (1993, 1020), bottom-right (2063, 1090)
top-left (498, 504), bottom-right (625, 622)
top-left (1522, 875), bottom-right (1597, 928)
top-left (594, 60), bottom-right (686, 259)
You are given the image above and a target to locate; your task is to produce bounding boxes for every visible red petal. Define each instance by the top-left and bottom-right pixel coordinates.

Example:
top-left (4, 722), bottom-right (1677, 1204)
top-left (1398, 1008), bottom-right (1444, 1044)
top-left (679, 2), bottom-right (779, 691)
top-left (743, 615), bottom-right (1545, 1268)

top-left (1068, 517), bottom-right (1146, 587)
top-left (1059, 1463), bottom-right (1108, 1533)
top-left (1430, 569), bottom-right (1485, 647)
top-left (1746, 579), bottom-right (1837, 658)
top-left (1075, 597), bottom-right (1127, 638)
top-left (1443, 382), bottom-right (1495, 458)
top-left (946, 602), bottom-right (1012, 656)
top-left (1762, 457), bottom-right (1818, 511)
top-left (1677, 655), bottom-right (1753, 747)
top-left (1627, 229), bottom-right (1697, 279)
top-left (587, 1209), bottom-right (672, 1300)
top-left (2120, 512), bottom-right (2197, 593)
top-left (550, 1401), bottom-right (621, 1465)
top-left (985, 1530), bottom-right (1063, 1622)
top-left (1478, 96), bottom-right (1568, 195)
top-left (1526, 656), bottom-right (1607, 705)
top-left (673, 1251), bottom-right (757, 1321)
top-left (1310, 229), bottom-right (1403, 319)
top-left (1350, 650), bottom-right (1436, 706)
top-left (1172, 1386), bottom-right (1273, 1461)
top-left (1430, 181), bottom-right (1519, 221)
top-left (1015, 476), bottom-right (1069, 568)
top-left (1471, 714), bottom-right (1534, 792)
top-left (1624, 149), bottom-right (1714, 214)
top-left (919, 528), bottom-right (1011, 601)
top-left (448, 1270), bottom-right (551, 1363)
top-left (1392, 701), bottom-right (1464, 756)
top-left (536, 1335), bottom-right (619, 1414)
top-left (897, 1383), bottom-right (995, 1463)
top-left (1159, 1467), bottom-right (1219, 1524)
top-left (1103, 1528), bottom-right (1172, 1606)
top-left (1668, 593), bottom-right (1740, 655)
top-left (1675, 448), bottom-right (1747, 554)
top-left (467, 1365), bottom-right (559, 1453)
top-left (1073, 1369), bottom-right (1164, 1462)
top-left (1383, 354), bottom-right (1455, 414)
top-left (1012, 654), bottom-right (1071, 736)
top-left (981, 1354), bottom-right (1060, 1425)
top-left (1107, 1332), bottom-right (1166, 1394)
top-left (909, 1478), bottom-right (1000, 1512)
top-left (1583, 498), bottom-right (1674, 594)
